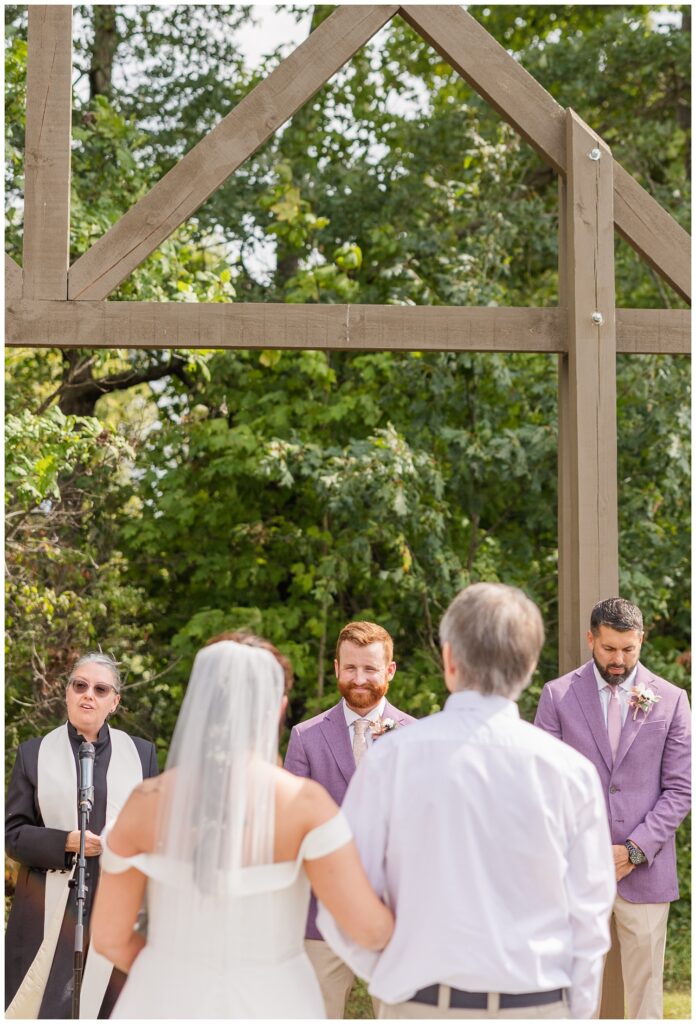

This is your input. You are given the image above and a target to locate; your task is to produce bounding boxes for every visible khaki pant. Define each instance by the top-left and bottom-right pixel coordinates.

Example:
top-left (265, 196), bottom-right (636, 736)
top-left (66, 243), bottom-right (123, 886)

top-left (305, 939), bottom-right (381, 1019)
top-left (378, 990), bottom-right (569, 1019)
top-left (596, 894), bottom-right (670, 1019)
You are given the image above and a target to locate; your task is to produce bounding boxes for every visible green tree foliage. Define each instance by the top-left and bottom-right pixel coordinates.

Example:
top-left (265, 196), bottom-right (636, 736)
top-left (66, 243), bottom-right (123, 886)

top-left (5, 408), bottom-right (161, 753)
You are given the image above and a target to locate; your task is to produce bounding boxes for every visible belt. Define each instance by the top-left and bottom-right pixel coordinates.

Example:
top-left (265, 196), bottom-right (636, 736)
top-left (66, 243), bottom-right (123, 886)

top-left (410, 985), bottom-right (565, 1010)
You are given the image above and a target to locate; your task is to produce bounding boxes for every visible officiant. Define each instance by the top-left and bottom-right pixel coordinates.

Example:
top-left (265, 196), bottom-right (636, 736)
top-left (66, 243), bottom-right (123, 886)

top-left (5, 652), bottom-right (158, 1020)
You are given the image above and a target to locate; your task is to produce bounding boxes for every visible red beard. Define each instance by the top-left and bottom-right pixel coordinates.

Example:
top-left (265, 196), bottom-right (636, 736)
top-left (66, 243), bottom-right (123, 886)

top-left (337, 678), bottom-right (389, 711)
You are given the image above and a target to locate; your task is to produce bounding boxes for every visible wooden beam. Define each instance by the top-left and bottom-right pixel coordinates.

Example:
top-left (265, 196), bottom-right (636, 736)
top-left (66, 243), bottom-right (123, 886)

top-left (399, 5), bottom-right (690, 303)
top-left (6, 302), bottom-right (563, 351)
top-left (23, 6), bottom-right (72, 300)
top-left (616, 308), bottom-right (690, 355)
top-left (613, 163), bottom-right (691, 303)
top-left (5, 254), bottom-right (23, 301)
top-left (67, 5), bottom-right (399, 301)
top-left (558, 108), bottom-right (619, 672)
top-left (400, 5), bottom-right (566, 172)
top-left (6, 299), bottom-right (687, 354)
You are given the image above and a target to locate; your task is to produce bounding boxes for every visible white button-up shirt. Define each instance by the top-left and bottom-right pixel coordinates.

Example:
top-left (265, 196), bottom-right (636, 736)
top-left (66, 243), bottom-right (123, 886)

top-left (593, 663), bottom-right (637, 726)
top-left (317, 690), bottom-right (615, 1019)
top-left (342, 696), bottom-right (386, 753)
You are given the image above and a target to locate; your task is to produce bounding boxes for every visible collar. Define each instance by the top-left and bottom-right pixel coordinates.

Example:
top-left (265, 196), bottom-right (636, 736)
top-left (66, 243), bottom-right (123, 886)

top-left (67, 719), bottom-right (111, 751)
top-left (444, 689), bottom-right (520, 719)
top-left (342, 695), bottom-right (387, 727)
top-left (592, 663), bottom-right (638, 694)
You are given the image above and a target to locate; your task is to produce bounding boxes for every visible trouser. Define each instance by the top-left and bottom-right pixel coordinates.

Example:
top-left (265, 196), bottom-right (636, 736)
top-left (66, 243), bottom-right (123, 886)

top-left (305, 939), bottom-right (381, 1019)
top-left (378, 991), bottom-right (569, 1019)
top-left (596, 894), bottom-right (670, 1019)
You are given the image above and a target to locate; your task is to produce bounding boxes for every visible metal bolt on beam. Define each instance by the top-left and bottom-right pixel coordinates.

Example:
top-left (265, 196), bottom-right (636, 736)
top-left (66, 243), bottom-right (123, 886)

top-left (589, 148), bottom-right (601, 161)
top-left (591, 311), bottom-right (604, 325)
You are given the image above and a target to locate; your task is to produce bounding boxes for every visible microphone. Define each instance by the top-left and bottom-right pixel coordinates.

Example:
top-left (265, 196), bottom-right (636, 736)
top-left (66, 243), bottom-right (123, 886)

top-left (78, 741), bottom-right (95, 814)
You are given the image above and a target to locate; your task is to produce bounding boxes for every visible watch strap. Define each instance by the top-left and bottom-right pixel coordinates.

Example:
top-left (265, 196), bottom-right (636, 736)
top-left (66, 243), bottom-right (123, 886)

top-left (625, 839), bottom-right (647, 865)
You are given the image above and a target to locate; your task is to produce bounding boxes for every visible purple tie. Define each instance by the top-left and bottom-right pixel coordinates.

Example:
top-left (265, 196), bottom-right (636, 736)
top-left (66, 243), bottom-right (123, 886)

top-left (607, 686), bottom-right (622, 761)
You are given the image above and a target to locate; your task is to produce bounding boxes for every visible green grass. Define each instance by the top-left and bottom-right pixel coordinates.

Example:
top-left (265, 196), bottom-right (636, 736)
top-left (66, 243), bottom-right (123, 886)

top-left (665, 990), bottom-right (691, 1020)
top-left (346, 982), bottom-right (691, 1019)
top-left (346, 980), bottom-right (376, 1019)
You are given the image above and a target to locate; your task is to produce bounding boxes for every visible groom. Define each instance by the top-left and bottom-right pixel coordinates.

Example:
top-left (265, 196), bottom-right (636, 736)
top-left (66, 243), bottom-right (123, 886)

top-left (535, 598), bottom-right (691, 1018)
top-left (284, 621), bottom-right (415, 1018)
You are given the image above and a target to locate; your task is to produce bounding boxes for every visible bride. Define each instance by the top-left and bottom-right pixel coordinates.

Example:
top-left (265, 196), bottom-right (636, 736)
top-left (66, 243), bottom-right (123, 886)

top-left (91, 634), bottom-right (394, 1018)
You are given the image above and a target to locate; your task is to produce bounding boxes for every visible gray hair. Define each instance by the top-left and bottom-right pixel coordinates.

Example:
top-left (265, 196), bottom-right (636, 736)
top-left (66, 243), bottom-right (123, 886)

top-left (590, 598), bottom-right (643, 635)
top-left (68, 652), bottom-right (122, 693)
top-left (439, 582), bottom-right (544, 699)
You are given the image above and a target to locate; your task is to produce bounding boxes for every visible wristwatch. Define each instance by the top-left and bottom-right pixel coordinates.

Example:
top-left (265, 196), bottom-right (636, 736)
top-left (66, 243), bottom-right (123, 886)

top-left (625, 839), bottom-right (647, 865)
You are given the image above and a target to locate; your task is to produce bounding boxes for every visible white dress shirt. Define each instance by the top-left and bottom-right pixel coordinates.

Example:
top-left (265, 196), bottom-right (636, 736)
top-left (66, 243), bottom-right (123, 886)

top-left (342, 695), bottom-right (387, 753)
top-left (317, 690), bottom-right (615, 1019)
top-left (592, 663), bottom-right (637, 726)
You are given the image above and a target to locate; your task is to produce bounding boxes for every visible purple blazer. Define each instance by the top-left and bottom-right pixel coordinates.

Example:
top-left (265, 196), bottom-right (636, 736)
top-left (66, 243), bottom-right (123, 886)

top-left (535, 660), bottom-right (691, 903)
top-left (284, 699), bottom-right (416, 938)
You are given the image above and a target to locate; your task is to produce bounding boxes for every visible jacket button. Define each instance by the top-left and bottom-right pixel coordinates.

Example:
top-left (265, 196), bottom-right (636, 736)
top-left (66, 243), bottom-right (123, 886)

top-left (609, 785), bottom-right (619, 793)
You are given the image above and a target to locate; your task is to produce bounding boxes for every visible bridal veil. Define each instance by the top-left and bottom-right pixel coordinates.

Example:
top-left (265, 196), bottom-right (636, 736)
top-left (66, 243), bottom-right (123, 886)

top-left (152, 640), bottom-right (284, 964)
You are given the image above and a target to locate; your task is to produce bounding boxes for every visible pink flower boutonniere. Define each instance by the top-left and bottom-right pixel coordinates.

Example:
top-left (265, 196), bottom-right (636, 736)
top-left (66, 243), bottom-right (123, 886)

top-left (628, 683), bottom-right (661, 720)
top-left (370, 717), bottom-right (398, 739)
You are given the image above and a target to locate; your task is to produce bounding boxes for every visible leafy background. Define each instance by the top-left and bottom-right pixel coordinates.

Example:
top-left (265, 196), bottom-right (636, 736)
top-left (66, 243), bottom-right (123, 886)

top-left (5, 3), bottom-right (690, 995)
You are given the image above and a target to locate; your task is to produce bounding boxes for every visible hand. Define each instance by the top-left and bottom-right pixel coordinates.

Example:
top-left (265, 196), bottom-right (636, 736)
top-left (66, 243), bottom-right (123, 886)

top-left (65, 830), bottom-right (103, 856)
top-left (612, 843), bottom-right (634, 881)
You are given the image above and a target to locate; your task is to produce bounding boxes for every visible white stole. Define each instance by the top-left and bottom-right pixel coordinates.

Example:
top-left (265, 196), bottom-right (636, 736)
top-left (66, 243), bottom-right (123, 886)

top-left (6, 724), bottom-right (143, 1019)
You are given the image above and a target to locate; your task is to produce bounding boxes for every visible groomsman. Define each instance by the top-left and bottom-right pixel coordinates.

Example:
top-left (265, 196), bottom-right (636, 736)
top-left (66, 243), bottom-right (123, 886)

top-left (285, 621), bottom-right (415, 1018)
top-left (535, 597), bottom-right (691, 1019)
top-left (318, 583), bottom-right (615, 1019)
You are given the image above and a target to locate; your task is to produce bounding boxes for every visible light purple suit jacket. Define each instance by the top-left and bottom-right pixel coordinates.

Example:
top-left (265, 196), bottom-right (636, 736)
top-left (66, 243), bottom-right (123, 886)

top-left (284, 699), bottom-right (416, 938)
top-left (535, 660), bottom-right (691, 903)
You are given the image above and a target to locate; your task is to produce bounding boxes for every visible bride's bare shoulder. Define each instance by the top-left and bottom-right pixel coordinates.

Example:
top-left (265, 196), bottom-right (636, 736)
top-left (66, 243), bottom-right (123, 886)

top-left (275, 767), bottom-right (338, 826)
top-left (134, 775), bottom-right (164, 797)
top-left (111, 771), bottom-right (170, 855)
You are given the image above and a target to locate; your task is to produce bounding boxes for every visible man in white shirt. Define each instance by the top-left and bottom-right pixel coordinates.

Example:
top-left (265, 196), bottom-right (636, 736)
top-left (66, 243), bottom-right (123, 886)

top-left (284, 621), bottom-right (415, 1017)
top-left (317, 583), bottom-right (616, 1019)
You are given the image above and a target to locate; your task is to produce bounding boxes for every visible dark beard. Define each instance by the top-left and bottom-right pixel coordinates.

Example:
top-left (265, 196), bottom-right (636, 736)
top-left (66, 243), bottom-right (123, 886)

top-left (593, 654), bottom-right (629, 685)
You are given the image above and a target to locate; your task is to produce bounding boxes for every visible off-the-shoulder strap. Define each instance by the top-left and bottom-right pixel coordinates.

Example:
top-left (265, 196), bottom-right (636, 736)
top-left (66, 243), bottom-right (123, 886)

top-left (301, 810), bottom-right (352, 861)
top-left (100, 823), bottom-right (149, 875)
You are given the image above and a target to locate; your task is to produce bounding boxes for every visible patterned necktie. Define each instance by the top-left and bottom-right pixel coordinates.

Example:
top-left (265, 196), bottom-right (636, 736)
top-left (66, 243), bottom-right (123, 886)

top-left (352, 718), bottom-right (372, 766)
top-left (607, 685), bottom-right (622, 761)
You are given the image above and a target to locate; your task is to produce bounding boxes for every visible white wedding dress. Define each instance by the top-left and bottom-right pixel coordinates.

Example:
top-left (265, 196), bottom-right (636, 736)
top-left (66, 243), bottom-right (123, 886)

top-left (102, 811), bottom-right (352, 1019)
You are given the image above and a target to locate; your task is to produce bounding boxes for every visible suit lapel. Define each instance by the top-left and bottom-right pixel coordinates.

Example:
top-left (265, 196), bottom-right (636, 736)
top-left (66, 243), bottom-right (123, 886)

top-left (572, 663), bottom-right (614, 772)
top-left (613, 663), bottom-right (656, 770)
top-left (384, 700), bottom-right (409, 726)
top-left (319, 702), bottom-right (355, 785)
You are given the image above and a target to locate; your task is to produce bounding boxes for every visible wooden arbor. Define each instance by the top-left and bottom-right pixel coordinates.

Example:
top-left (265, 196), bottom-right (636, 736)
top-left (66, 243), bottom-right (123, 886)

top-left (6, 5), bottom-right (691, 673)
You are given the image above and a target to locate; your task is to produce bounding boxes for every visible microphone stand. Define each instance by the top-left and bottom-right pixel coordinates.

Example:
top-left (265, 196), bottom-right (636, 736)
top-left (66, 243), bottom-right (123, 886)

top-left (71, 741), bottom-right (95, 1019)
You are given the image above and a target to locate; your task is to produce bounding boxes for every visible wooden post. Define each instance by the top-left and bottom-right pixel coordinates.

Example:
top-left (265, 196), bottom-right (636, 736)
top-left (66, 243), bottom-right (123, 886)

top-left (558, 106), bottom-right (622, 1019)
top-left (558, 108), bottom-right (619, 668)
top-left (22, 5), bottom-right (72, 300)
top-left (557, 175), bottom-right (575, 672)
top-left (600, 917), bottom-right (625, 1020)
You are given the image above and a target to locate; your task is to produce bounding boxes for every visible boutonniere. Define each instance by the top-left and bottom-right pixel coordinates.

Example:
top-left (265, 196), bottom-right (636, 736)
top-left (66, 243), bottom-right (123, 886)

top-left (370, 717), bottom-right (398, 739)
top-left (628, 683), bottom-right (661, 720)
